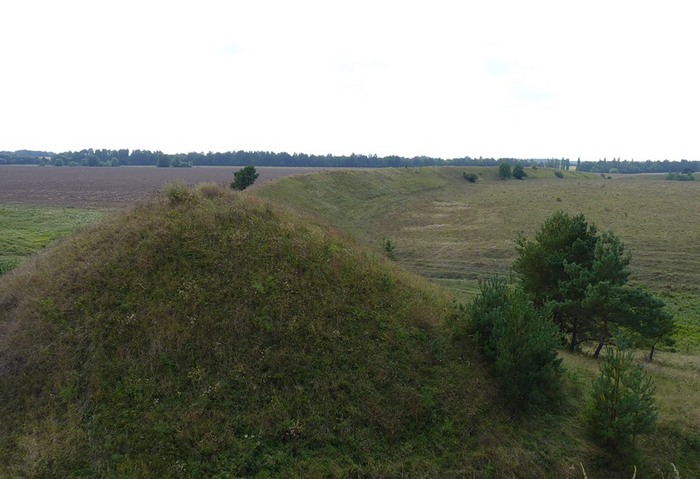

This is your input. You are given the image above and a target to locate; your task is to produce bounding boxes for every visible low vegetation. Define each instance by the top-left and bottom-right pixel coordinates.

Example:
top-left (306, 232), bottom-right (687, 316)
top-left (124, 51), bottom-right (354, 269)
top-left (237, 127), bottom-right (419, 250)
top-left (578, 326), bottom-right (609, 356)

top-left (0, 205), bottom-right (104, 274)
top-left (666, 172), bottom-right (694, 181)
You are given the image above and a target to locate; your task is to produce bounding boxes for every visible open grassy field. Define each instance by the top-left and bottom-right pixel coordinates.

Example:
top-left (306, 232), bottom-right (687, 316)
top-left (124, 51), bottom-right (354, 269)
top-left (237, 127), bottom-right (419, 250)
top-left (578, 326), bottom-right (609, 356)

top-left (257, 167), bottom-right (700, 353)
top-left (0, 206), bottom-right (104, 274)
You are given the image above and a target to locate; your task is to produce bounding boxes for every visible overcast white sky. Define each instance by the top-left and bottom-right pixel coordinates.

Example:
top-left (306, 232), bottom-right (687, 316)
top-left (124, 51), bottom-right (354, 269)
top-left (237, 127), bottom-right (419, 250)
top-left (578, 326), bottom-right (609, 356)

top-left (1, 1), bottom-right (698, 160)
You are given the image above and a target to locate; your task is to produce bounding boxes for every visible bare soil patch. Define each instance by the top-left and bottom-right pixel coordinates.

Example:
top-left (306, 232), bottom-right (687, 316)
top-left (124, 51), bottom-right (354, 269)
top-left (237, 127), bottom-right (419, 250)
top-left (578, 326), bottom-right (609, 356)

top-left (0, 166), bottom-right (326, 208)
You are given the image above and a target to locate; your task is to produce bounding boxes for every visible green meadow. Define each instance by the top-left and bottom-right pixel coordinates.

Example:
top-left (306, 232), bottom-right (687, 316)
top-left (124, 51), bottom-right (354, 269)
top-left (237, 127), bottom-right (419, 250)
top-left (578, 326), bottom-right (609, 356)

top-left (0, 205), bottom-right (105, 274)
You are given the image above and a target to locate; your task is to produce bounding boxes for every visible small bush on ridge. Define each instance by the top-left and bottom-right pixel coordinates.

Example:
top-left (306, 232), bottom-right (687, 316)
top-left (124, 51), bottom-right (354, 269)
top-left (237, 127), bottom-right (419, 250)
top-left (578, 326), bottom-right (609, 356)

top-left (231, 165), bottom-right (260, 190)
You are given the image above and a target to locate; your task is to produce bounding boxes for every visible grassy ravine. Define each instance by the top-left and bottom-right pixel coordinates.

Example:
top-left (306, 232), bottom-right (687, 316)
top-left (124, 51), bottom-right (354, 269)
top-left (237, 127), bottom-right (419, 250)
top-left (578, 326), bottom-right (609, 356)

top-left (0, 205), bottom-right (104, 274)
top-left (257, 167), bottom-right (700, 353)
top-left (2, 184), bottom-right (549, 478)
top-left (258, 167), bottom-right (700, 476)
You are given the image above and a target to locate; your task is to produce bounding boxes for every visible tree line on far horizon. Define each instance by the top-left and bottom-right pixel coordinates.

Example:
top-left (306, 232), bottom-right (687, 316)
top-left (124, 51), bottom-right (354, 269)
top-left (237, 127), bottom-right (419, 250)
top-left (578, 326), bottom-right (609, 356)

top-left (0, 149), bottom-right (697, 173)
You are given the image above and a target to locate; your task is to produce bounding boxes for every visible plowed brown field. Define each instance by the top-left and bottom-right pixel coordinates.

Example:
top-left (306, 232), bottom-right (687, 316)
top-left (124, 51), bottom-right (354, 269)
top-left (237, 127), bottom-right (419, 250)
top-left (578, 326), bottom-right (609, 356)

top-left (0, 166), bottom-right (324, 207)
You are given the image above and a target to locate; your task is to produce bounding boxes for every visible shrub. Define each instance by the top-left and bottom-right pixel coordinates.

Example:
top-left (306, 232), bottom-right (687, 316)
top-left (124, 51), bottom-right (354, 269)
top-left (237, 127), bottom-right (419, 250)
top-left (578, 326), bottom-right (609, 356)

top-left (463, 172), bottom-right (478, 183)
top-left (382, 238), bottom-right (397, 260)
top-left (666, 172), bottom-right (694, 181)
top-left (231, 165), bottom-right (260, 190)
top-left (197, 182), bottom-right (228, 199)
top-left (163, 181), bottom-right (197, 205)
top-left (554, 170), bottom-right (564, 178)
top-left (0, 257), bottom-right (21, 275)
top-left (512, 164), bottom-right (527, 180)
top-left (468, 278), bottom-right (562, 409)
top-left (586, 340), bottom-right (657, 456)
top-left (498, 163), bottom-right (512, 180)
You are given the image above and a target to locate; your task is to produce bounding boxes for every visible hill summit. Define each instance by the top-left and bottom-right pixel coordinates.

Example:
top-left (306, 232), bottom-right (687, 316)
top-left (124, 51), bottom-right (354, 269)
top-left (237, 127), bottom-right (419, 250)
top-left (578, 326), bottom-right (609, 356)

top-left (0, 183), bottom-right (496, 477)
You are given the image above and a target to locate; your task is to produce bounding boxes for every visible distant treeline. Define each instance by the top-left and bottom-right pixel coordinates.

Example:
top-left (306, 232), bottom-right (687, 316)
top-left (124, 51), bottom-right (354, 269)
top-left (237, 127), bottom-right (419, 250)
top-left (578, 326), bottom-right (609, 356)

top-left (0, 149), bottom-right (697, 172)
top-left (576, 158), bottom-right (698, 174)
top-left (1, 149), bottom-right (548, 168)
top-left (0, 150), bottom-right (54, 165)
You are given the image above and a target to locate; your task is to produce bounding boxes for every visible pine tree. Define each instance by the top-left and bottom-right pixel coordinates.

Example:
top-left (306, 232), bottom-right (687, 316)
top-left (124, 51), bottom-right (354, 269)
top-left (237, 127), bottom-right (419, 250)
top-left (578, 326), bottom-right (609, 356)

top-left (587, 341), bottom-right (657, 455)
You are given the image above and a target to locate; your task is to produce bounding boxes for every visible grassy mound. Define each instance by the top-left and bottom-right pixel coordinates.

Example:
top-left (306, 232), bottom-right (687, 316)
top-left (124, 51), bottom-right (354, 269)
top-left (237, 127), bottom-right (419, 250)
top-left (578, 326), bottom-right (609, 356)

top-left (0, 184), bottom-right (500, 477)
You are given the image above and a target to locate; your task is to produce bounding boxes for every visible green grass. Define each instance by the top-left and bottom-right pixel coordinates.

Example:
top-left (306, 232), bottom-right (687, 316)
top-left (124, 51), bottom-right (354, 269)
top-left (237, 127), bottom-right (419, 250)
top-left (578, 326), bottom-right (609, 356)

top-left (258, 167), bottom-right (700, 476)
top-left (0, 205), bottom-right (104, 274)
top-left (258, 167), bottom-right (700, 352)
top-left (0, 185), bottom-right (513, 477)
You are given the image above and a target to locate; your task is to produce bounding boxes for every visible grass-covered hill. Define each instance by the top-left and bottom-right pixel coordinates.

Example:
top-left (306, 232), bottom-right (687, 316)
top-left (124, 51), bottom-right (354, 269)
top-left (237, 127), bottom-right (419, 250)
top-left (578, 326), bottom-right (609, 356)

top-left (0, 183), bottom-right (513, 478)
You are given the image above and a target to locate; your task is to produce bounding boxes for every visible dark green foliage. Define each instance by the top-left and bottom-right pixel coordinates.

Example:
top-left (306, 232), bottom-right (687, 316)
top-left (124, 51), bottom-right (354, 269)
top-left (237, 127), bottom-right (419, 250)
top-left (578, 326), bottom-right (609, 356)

top-left (231, 165), bottom-right (260, 190)
top-left (0, 257), bottom-right (20, 275)
top-left (468, 278), bottom-right (562, 409)
top-left (587, 342), bottom-right (657, 455)
top-left (514, 212), bottom-right (673, 355)
top-left (512, 164), bottom-right (527, 179)
top-left (554, 170), bottom-right (564, 178)
top-left (469, 277), bottom-right (509, 349)
top-left (156, 154), bottom-right (170, 167)
top-left (666, 172), bottom-right (695, 181)
top-left (463, 172), bottom-right (478, 183)
top-left (617, 289), bottom-right (675, 361)
top-left (514, 211), bottom-right (598, 308)
top-left (498, 163), bottom-right (512, 180)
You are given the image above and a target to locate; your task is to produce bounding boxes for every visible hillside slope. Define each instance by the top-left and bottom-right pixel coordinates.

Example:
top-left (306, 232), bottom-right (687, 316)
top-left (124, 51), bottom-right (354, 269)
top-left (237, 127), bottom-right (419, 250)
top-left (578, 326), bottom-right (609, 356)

top-left (0, 184), bottom-right (508, 478)
top-left (257, 167), bottom-right (700, 296)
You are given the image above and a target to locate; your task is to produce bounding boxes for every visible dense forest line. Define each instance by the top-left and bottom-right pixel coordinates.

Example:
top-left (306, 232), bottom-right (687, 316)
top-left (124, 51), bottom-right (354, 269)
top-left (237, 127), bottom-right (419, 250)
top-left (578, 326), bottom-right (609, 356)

top-left (575, 157), bottom-right (699, 174)
top-left (1, 149), bottom-right (697, 172)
